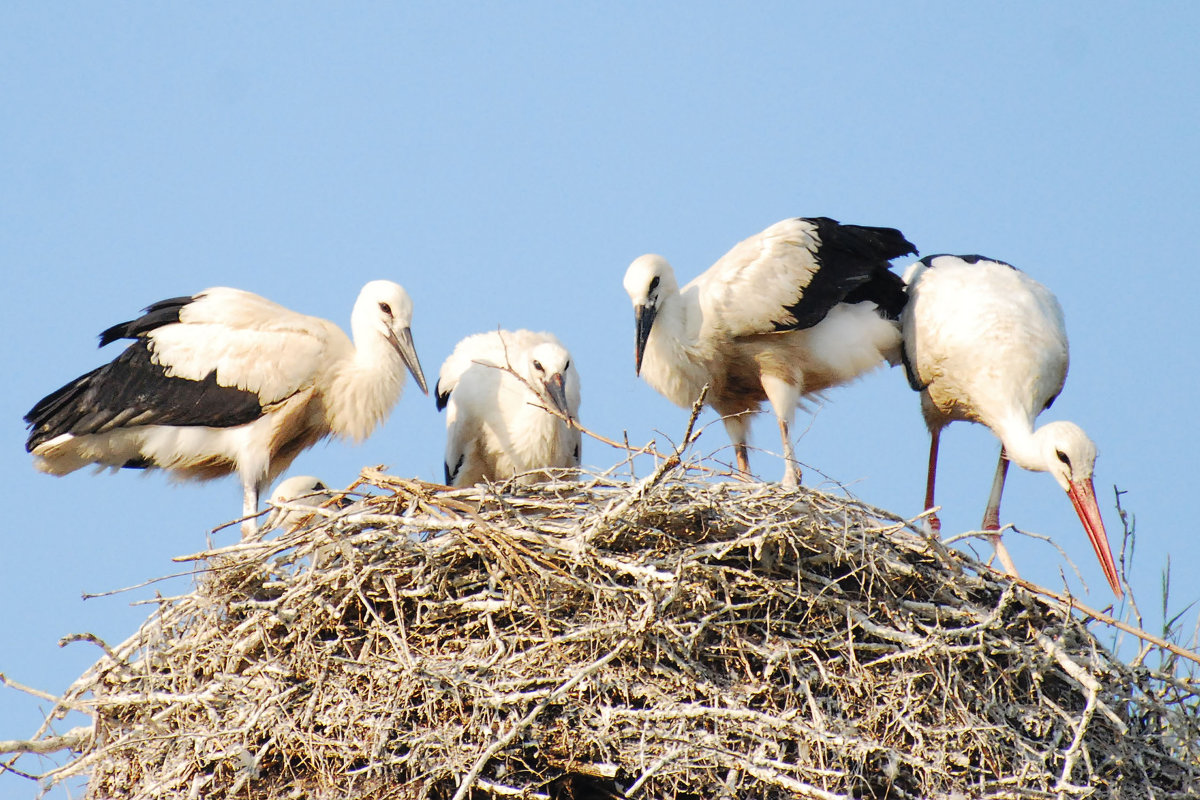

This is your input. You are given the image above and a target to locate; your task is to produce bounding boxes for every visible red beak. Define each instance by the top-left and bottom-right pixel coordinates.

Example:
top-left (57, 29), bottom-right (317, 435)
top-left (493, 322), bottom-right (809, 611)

top-left (1067, 477), bottom-right (1123, 598)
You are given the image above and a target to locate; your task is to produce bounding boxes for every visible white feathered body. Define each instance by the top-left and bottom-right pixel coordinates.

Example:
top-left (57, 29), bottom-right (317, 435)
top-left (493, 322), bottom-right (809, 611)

top-left (630, 217), bottom-right (906, 421)
top-left (439, 330), bottom-right (581, 487)
top-left (902, 256), bottom-right (1069, 451)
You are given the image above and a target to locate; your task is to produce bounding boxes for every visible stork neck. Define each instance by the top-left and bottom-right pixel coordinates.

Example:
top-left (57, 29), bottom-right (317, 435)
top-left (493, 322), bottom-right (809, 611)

top-left (992, 415), bottom-right (1047, 473)
top-left (641, 290), bottom-right (708, 407)
top-left (328, 334), bottom-right (404, 442)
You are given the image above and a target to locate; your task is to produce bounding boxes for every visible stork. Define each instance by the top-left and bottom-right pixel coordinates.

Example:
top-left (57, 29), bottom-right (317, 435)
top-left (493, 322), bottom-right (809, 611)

top-left (261, 475), bottom-right (344, 534)
top-left (24, 281), bottom-right (428, 536)
top-left (436, 329), bottom-right (581, 487)
top-left (623, 216), bottom-right (915, 485)
top-left (901, 254), bottom-right (1122, 597)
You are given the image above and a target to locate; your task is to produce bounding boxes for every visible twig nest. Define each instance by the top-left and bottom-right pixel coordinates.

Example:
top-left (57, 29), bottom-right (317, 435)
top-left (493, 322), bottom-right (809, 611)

top-left (12, 470), bottom-right (1200, 798)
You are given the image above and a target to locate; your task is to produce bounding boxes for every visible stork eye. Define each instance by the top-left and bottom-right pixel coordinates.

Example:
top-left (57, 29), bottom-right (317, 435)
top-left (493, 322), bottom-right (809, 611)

top-left (649, 276), bottom-right (660, 293)
top-left (532, 360), bottom-right (544, 372)
top-left (1055, 450), bottom-right (1071, 467)
top-left (564, 359), bottom-right (570, 370)
top-left (378, 302), bottom-right (393, 316)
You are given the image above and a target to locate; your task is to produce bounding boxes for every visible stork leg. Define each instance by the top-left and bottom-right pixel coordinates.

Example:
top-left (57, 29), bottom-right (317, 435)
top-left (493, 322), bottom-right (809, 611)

top-left (776, 416), bottom-right (800, 487)
top-left (241, 477), bottom-right (261, 539)
top-left (923, 428), bottom-right (942, 536)
top-left (982, 446), bottom-right (1019, 578)
top-left (722, 413), bottom-right (753, 480)
top-left (761, 374), bottom-right (802, 488)
top-left (734, 443), bottom-right (751, 476)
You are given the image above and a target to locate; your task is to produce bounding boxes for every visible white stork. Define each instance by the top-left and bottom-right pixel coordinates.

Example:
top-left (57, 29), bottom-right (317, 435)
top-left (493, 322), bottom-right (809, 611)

top-left (24, 281), bottom-right (428, 536)
top-left (436, 329), bottom-right (581, 487)
top-left (261, 475), bottom-right (345, 534)
top-left (901, 254), bottom-right (1122, 597)
top-left (623, 216), bottom-right (916, 485)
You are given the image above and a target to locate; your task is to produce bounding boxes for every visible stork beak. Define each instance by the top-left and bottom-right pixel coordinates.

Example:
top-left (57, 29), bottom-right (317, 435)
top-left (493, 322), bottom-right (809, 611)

top-left (544, 372), bottom-right (572, 421)
top-left (1067, 477), bottom-right (1123, 598)
top-left (388, 327), bottom-right (429, 395)
top-left (634, 303), bottom-right (657, 376)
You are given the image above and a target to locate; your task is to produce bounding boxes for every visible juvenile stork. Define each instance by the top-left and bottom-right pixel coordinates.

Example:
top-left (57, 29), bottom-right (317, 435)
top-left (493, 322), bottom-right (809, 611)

top-left (436, 329), bottom-right (581, 487)
top-left (901, 254), bottom-right (1122, 597)
top-left (24, 281), bottom-right (428, 536)
top-left (261, 475), bottom-right (345, 534)
top-left (623, 216), bottom-right (915, 485)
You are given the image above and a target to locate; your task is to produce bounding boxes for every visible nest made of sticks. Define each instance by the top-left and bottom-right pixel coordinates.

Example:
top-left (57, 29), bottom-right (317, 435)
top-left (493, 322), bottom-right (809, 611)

top-left (8, 463), bottom-right (1200, 799)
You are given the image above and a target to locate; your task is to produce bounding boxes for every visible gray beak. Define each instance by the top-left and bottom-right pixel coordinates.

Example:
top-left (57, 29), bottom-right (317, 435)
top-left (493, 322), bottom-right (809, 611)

top-left (634, 303), bottom-right (657, 376)
top-left (388, 326), bottom-right (429, 395)
top-left (544, 372), bottom-right (572, 420)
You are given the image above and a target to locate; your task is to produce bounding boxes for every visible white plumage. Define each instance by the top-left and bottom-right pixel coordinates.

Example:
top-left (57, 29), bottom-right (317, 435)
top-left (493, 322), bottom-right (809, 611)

top-left (436, 329), bottom-right (581, 487)
top-left (901, 254), bottom-right (1122, 597)
top-left (25, 281), bottom-right (428, 536)
top-left (261, 475), bottom-right (342, 534)
top-left (623, 216), bottom-right (915, 485)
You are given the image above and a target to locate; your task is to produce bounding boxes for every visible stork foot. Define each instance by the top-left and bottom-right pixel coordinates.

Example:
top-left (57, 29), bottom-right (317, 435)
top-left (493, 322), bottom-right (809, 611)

top-left (989, 533), bottom-right (1020, 579)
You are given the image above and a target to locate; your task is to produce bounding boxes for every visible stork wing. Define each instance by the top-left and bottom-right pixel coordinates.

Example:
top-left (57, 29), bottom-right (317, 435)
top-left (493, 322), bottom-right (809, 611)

top-left (26, 288), bottom-right (339, 452)
top-left (697, 217), bottom-right (914, 338)
top-left (143, 288), bottom-right (334, 406)
top-left (25, 340), bottom-right (265, 450)
top-left (437, 331), bottom-right (503, 410)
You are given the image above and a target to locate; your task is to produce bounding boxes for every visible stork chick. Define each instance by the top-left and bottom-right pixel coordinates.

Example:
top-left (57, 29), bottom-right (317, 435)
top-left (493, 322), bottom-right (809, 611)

top-left (436, 329), bottom-right (581, 487)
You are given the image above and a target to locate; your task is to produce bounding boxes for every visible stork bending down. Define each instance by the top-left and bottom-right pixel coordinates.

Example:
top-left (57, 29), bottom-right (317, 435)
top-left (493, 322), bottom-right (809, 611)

top-left (901, 254), bottom-right (1122, 597)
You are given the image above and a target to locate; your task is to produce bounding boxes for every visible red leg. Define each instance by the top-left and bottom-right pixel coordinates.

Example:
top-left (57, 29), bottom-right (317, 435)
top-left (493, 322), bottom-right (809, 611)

top-left (983, 446), bottom-right (1019, 578)
top-left (982, 446), bottom-right (1009, 531)
top-left (735, 443), bottom-right (750, 476)
top-left (923, 428), bottom-right (942, 536)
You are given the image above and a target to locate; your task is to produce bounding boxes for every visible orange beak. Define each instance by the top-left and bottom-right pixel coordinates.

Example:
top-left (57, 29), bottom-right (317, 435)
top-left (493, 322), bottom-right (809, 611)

top-left (1067, 477), bottom-right (1123, 598)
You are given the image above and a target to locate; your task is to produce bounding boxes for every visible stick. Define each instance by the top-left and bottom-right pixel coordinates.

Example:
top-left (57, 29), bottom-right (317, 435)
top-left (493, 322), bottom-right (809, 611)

top-left (0, 726), bottom-right (92, 757)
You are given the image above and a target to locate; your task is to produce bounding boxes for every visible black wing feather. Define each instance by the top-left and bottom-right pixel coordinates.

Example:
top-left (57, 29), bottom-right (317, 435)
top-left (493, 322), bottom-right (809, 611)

top-left (435, 382), bottom-right (451, 411)
top-left (778, 217), bottom-right (917, 330)
top-left (98, 295), bottom-right (197, 347)
top-left (900, 342), bottom-right (926, 392)
top-left (444, 453), bottom-right (464, 486)
top-left (920, 253), bottom-right (1017, 271)
top-left (25, 339), bottom-right (263, 451)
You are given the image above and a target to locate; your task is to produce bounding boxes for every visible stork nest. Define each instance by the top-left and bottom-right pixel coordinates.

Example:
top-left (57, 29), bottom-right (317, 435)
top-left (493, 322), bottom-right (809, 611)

top-left (6, 465), bottom-right (1200, 799)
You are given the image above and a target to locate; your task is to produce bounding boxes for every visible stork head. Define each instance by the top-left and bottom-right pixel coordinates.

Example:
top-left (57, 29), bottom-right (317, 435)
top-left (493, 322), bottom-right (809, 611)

top-left (1038, 420), bottom-right (1122, 597)
top-left (623, 254), bottom-right (675, 375)
top-left (354, 280), bottom-right (429, 395)
top-left (523, 340), bottom-right (578, 422)
top-left (262, 475), bottom-right (334, 533)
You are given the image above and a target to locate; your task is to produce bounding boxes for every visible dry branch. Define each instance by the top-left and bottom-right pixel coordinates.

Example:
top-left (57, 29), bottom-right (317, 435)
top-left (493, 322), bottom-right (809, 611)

top-left (3, 465), bottom-right (1199, 799)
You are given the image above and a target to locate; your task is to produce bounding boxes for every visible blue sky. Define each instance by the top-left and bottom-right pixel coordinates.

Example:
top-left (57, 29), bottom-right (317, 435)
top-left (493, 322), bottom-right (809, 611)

top-left (3, 4), bottom-right (1199, 794)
